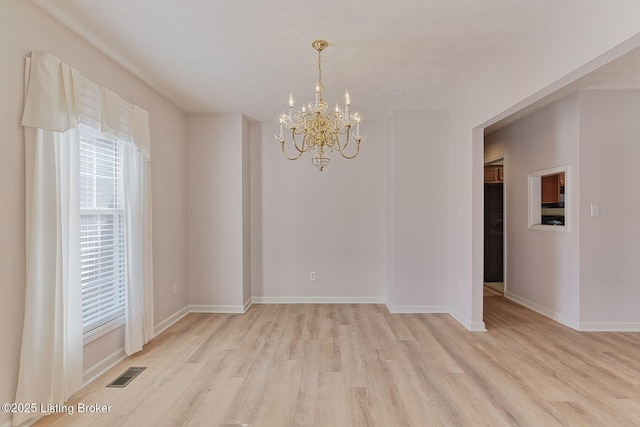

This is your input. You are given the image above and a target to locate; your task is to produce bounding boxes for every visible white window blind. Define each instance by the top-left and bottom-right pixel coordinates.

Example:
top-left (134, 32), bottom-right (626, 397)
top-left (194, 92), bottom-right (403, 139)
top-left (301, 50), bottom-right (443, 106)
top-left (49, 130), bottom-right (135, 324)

top-left (79, 123), bottom-right (126, 335)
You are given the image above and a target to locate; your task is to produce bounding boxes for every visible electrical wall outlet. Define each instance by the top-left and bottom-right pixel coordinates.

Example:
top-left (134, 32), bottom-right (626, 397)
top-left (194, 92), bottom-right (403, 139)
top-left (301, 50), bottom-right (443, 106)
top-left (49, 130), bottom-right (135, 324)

top-left (172, 283), bottom-right (178, 295)
top-left (310, 271), bottom-right (317, 281)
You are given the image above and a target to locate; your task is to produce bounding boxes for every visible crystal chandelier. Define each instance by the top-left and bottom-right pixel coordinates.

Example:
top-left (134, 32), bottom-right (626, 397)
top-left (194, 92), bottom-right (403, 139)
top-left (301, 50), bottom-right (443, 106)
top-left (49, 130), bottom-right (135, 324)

top-left (275, 40), bottom-right (367, 171)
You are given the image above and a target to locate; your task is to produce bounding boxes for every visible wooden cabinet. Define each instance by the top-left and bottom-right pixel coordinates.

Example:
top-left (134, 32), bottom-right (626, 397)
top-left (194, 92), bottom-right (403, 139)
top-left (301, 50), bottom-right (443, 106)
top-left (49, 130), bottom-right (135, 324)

top-left (541, 172), bottom-right (565, 204)
top-left (484, 165), bottom-right (503, 183)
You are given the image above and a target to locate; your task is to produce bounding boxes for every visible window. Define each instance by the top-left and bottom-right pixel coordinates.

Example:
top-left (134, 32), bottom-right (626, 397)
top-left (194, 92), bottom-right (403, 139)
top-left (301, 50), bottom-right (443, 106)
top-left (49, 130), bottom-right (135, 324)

top-left (528, 165), bottom-right (570, 232)
top-left (79, 123), bottom-right (126, 339)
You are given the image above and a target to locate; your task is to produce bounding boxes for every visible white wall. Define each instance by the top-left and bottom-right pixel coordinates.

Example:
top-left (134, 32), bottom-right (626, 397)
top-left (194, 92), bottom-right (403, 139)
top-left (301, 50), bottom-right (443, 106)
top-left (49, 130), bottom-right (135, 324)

top-left (579, 90), bottom-right (640, 328)
top-left (256, 119), bottom-right (388, 300)
top-left (485, 89), bottom-right (640, 330)
top-left (485, 94), bottom-right (581, 327)
top-left (187, 114), bottom-right (249, 309)
top-left (388, 111), bottom-right (450, 310)
top-left (450, 1), bottom-right (640, 329)
top-left (0, 3), bottom-right (188, 422)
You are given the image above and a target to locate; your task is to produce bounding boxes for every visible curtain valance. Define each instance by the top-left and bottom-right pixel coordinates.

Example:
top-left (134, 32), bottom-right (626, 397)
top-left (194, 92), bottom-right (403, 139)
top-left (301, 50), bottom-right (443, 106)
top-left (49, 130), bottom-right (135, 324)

top-left (22, 51), bottom-right (79, 132)
top-left (22, 51), bottom-right (150, 157)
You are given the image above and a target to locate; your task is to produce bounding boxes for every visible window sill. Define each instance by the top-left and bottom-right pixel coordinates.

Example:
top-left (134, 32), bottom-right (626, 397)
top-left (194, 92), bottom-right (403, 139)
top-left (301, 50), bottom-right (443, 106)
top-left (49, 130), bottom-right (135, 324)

top-left (83, 316), bottom-right (125, 345)
top-left (528, 223), bottom-right (570, 232)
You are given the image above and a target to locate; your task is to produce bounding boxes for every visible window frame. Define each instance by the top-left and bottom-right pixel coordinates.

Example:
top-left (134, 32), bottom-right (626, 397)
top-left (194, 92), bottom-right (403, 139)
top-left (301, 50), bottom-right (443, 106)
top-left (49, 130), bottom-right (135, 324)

top-left (79, 123), bottom-right (127, 344)
top-left (528, 165), bottom-right (571, 232)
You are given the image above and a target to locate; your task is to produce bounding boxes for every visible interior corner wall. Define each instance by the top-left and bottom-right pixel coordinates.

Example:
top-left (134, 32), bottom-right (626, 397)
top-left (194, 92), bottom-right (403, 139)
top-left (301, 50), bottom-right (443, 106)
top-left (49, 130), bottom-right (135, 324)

top-left (250, 121), bottom-right (264, 300)
top-left (257, 119), bottom-right (387, 300)
top-left (484, 94), bottom-right (581, 328)
top-left (388, 111), bottom-right (450, 310)
top-left (187, 114), bottom-right (247, 309)
top-left (446, 113), bottom-right (475, 328)
top-left (385, 116), bottom-right (395, 305)
top-left (1, 2), bottom-right (189, 422)
top-left (578, 89), bottom-right (640, 327)
top-left (242, 116), bottom-right (252, 306)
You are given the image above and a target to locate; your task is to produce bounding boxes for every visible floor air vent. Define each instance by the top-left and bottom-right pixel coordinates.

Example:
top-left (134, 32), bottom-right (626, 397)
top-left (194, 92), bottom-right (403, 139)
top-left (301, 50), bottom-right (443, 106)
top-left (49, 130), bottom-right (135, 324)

top-left (106, 366), bottom-right (146, 388)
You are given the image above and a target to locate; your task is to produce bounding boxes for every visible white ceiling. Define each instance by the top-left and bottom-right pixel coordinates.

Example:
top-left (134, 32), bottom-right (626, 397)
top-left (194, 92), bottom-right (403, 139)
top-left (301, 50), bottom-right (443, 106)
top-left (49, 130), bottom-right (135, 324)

top-left (31, 0), bottom-right (640, 124)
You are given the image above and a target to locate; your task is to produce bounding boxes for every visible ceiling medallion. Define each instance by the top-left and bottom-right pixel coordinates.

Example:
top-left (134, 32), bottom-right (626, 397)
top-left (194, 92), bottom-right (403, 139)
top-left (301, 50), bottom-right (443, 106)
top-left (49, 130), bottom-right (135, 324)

top-left (275, 40), bottom-right (367, 171)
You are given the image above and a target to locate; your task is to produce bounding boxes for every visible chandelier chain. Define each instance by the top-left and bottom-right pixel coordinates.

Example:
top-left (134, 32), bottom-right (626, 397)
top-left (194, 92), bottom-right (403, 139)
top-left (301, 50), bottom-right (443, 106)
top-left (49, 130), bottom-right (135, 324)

top-left (317, 49), bottom-right (322, 95)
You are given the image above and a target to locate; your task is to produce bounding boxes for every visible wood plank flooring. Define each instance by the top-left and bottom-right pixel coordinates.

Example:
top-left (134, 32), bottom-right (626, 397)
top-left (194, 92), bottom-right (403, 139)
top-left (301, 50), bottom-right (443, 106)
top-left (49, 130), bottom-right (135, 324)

top-left (33, 292), bottom-right (640, 426)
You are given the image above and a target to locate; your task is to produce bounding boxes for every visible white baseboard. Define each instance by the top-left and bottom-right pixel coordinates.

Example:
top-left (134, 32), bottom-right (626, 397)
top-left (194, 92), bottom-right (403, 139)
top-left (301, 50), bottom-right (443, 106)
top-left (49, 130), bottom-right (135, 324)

top-left (188, 304), bottom-right (247, 313)
top-left (468, 320), bottom-right (487, 331)
top-left (154, 306), bottom-right (189, 336)
top-left (251, 296), bottom-right (387, 304)
top-left (82, 347), bottom-right (127, 387)
top-left (83, 306), bottom-right (191, 388)
top-left (504, 291), bottom-right (579, 330)
top-left (386, 304), bottom-right (449, 314)
top-left (449, 307), bottom-right (487, 331)
top-left (243, 297), bottom-right (252, 312)
top-left (579, 321), bottom-right (640, 332)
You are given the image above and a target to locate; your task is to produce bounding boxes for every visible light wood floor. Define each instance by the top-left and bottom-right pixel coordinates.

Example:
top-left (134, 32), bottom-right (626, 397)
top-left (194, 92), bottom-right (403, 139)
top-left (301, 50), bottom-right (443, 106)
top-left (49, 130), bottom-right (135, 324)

top-left (34, 291), bottom-right (640, 426)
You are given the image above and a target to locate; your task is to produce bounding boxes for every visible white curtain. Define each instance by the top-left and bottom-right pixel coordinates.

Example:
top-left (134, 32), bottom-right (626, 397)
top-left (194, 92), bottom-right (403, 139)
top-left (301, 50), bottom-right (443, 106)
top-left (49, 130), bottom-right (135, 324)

top-left (123, 106), bottom-right (154, 355)
top-left (98, 87), bottom-right (154, 355)
top-left (15, 51), bottom-right (153, 426)
top-left (15, 52), bottom-right (83, 427)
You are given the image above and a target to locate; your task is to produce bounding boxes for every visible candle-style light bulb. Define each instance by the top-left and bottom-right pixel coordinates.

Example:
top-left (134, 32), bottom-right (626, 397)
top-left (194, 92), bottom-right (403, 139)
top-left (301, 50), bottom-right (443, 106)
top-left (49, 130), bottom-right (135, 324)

top-left (345, 90), bottom-right (350, 117)
top-left (356, 115), bottom-right (361, 134)
top-left (335, 102), bottom-right (340, 113)
top-left (315, 82), bottom-right (320, 104)
top-left (288, 92), bottom-right (294, 121)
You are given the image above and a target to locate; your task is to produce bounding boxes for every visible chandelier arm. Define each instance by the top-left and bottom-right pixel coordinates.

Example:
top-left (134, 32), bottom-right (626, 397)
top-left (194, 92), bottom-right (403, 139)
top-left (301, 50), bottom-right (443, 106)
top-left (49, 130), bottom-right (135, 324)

top-left (290, 130), bottom-right (305, 153)
top-left (338, 140), bottom-right (361, 160)
top-left (334, 125), bottom-right (351, 153)
top-left (280, 141), bottom-right (305, 160)
top-left (327, 131), bottom-right (339, 152)
top-left (300, 129), bottom-right (315, 154)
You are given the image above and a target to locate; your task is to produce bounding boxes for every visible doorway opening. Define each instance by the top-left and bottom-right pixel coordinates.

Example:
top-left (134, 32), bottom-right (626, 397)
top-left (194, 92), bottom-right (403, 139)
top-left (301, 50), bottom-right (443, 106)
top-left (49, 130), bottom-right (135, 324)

top-left (484, 157), bottom-right (505, 295)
